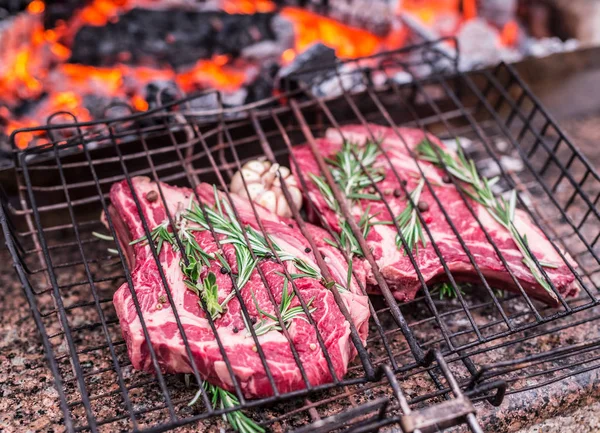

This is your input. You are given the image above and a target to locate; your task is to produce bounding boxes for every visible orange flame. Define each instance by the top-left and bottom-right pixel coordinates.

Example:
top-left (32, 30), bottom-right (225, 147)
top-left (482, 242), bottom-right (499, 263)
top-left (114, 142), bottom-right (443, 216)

top-left (1, 0), bottom-right (416, 149)
top-left (79, 0), bottom-right (128, 26)
top-left (281, 7), bottom-right (383, 60)
top-left (500, 20), bottom-right (520, 47)
top-left (27, 0), bottom-right (45, 14)
top-left (177, 60), bottom-right (248, 92)
top-left (222, 0), bottom-right (275, 14)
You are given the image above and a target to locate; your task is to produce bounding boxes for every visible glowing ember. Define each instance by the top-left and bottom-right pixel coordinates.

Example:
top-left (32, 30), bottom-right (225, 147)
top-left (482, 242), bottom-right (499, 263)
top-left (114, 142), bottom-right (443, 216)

top-left (0, 0), bottom-right (517, 150)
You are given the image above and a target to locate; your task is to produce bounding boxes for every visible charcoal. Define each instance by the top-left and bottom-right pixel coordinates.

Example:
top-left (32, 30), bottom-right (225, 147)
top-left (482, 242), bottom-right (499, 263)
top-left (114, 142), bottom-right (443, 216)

top-left (83, 94), bottom-right (129, 120)
top-left (244, 63), bottom-right (278, 104)
top-left (0, 0), bottom-right (36, 19)
top-left (43, 0), bottom-right (88, 29)
top-left (69, 8), bottom-right (278, 69)
top-left (187, 92), bottom-right (219, 112)
top-left (309, 65), bottom-right (369, 98)
top-left (276, 43), bottom-right (338, 92)
top-left (144, 80), bottom-right (182, 110)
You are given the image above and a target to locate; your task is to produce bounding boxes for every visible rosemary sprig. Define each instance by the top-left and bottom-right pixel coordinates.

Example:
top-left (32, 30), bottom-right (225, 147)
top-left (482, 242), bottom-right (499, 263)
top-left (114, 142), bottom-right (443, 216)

top-left (92, 231), bottom-right (114, 241)
top-left (92, 231), bottom-right (120, 256)
top-left (188, 382), bottom-right (264, 433)
top-left (325, 139), bottom-right (385, 198)
top-left (309, 173), bottom-right (339, 212)
top-left (393, 179), bottom-right (427, 254)
top-left (129, 187), bottom-right (328, 320)
top-left (184, 271), bottom-right (223, 320)
top-left (184, 187), bottom-right (296, 292)
top-left (435, 282), bottom-right (465, 300)
top-left (322, 205), bottom-right (376, 259)
top-left (416, 139), bottom-right (555, 295)
top-left (129, 219), bottom-right (175, 256)
top-left (309, 139), bottom-right (385, 259)
top-left (252, 278), bottom-right (316, 336)
top-left (293, 258), bottom-right (322, 280)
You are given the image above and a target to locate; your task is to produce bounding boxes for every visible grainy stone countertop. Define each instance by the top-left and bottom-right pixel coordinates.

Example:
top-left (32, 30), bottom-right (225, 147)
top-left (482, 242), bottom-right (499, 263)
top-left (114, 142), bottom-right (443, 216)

top-left (1, 53), bottom-right (600, 433)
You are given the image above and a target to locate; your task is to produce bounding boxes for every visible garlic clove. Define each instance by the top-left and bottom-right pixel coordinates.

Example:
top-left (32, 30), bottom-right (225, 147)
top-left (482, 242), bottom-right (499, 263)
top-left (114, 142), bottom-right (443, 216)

top-left (256, 190), bottom-right (277, 213)
top-left (288, 187), bottom-right (303, 211)
top-left (230, 170), bottom-right (245, 195)
top-left (246, 183), bottom-right (266, 200)
top-left (276, 196), bottom-right (292, 218)
top-left (231, 170), bottom-right (262, 195)
top-left (244, 160), bottom-right (268, 175)
top-left (261, 160), bottom-right (272, 172)
top-left (278, 166), bottom-right (291, 178)
top-left (230, 159), bottom-right (304, 217)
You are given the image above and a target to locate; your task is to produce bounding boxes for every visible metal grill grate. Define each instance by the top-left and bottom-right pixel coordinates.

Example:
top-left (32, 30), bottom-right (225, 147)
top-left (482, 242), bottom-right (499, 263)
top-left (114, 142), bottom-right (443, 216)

top-left (1, 39), bottom-right (599, 432)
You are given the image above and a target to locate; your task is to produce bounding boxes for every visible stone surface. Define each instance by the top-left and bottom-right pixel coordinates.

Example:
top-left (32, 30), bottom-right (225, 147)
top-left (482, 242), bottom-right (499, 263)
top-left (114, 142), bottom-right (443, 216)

top-left (1, 63), bottom-right (600, 432)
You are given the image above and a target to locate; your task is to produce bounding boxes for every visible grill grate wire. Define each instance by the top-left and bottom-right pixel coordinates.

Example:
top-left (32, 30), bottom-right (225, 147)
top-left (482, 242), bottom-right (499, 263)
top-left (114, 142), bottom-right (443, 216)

top-left (1, 39), bottom-right (599, 432)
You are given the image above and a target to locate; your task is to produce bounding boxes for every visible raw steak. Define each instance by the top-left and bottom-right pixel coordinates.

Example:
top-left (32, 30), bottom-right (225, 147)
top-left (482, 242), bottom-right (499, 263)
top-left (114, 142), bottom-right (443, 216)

top-left (108, 176), bottom-right (370, 398)
top-left (291, 124), bottom-right (579, 305)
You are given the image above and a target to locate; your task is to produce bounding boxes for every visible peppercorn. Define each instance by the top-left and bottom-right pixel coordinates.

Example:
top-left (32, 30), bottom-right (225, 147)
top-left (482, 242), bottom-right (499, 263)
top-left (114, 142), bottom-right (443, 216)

top-left (220, 267), bottom-right (228, 274)
top-left (442, 175), bottom-right (451, 184)
top-left (393, 189), bottom-right (402, 198)
top-left (400, 179), bottom-right (408, 186)
top-left (417, 201), bottom-right (429, 212)
top-left (146, 190), bottom-right (158, 202)
top-left (304, 247), bottom-right (311, 253)
top-left (250, 317), bottom-right (257, 324)
top-left (288, 223), bottom-right (294, 228)
top-left (233, 327), bottom-right (239, 334)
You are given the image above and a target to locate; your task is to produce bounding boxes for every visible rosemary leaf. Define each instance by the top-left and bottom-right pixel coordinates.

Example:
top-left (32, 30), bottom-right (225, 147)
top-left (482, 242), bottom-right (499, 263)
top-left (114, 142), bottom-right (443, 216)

top-left (393, 179), bottom-right (427, 254)
top-left (189, 383), bottom-right (264, 433)
top-left (92, 231), bottom-right (114, 241)
top-left (252, 277), bottom-right (317, 336)
top-left (416, 138), bottom-right (556, 295)
top-left (435, 282), bottom-right (465, 300)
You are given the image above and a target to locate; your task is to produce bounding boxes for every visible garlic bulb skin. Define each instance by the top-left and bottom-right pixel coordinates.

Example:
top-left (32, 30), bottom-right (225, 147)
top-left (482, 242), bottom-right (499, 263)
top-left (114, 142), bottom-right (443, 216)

top-left (230, 160), bottom-right (302, 218)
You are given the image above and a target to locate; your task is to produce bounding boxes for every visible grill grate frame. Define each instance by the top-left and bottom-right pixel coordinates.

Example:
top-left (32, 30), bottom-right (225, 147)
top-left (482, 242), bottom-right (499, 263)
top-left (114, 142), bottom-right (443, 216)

top-left (1, 39), bottom-right (599, 432)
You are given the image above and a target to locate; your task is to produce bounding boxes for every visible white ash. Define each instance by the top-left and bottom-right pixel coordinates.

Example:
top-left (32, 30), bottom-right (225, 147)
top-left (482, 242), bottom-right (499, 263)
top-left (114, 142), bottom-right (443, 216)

top-left (221, 88), bottom-right (248, 107)
top-left (523, 37), bottom-right (580, 58)
top-left (494, 138), bottom-right (510, 153)
top-left (241, 15), bottom-right (294, 61)
top-left (456, 18), bottom-right (502, 70)
top-left (441, 136), bottom-right (473, 151)
top-left (478, 155), bottom-right (524, 178)
top-left (392, 70), bottom-right (413, 85)
top-left (311, 65), bottom-right (367, 98)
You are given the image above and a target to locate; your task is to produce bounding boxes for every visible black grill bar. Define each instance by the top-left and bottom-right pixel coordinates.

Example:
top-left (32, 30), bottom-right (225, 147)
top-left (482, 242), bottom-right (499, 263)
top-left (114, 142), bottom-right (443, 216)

top-left (288, 99), bottom-right (427, 362)
top-left (126, 113), bottom-right (291, 404)
top-left (3, 39), bottom-right (599, 432)
top-left (250, 109), bottom-right (399, 370)
top-left (447, 69), bottom-right (597, 299)
top-left (311, 84), bottom-right (507, 338)
top-left (373, 83), bottom-right (544, 318)
top-left (295, 94), bottom-right (459, 351)
top-left (0, 203), bottom-right (76, 432)
top-left (20, 152), bottom-right (102, 432)
top-left (51, 140), bottom-right (137, 428)
top-left (479, 66), bottom-right (600, 263)
top-left (158, 105), bottom-right (334, 391)
top-left (76, 126), bottom-right (181, 423)
top-left (217, 111), bottom-right (375, 379)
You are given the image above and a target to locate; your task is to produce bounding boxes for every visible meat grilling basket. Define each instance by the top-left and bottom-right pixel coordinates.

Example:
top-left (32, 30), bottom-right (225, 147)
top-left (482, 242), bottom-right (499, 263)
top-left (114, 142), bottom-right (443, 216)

top-left (1, 39), bottom-right (599, 432)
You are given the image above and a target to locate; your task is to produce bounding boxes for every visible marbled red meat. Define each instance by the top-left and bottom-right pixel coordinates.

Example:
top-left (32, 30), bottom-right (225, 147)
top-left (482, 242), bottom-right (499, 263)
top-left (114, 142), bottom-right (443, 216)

top-left (291, 124), bottom-right (579, 305)
top-left (108, 177), bottom-right (370, 398)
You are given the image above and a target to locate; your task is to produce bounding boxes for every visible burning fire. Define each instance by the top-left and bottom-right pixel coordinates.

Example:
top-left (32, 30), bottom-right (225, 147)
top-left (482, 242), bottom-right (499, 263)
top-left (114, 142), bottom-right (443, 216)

top-left (1, 0), bottom-right (520, 149)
